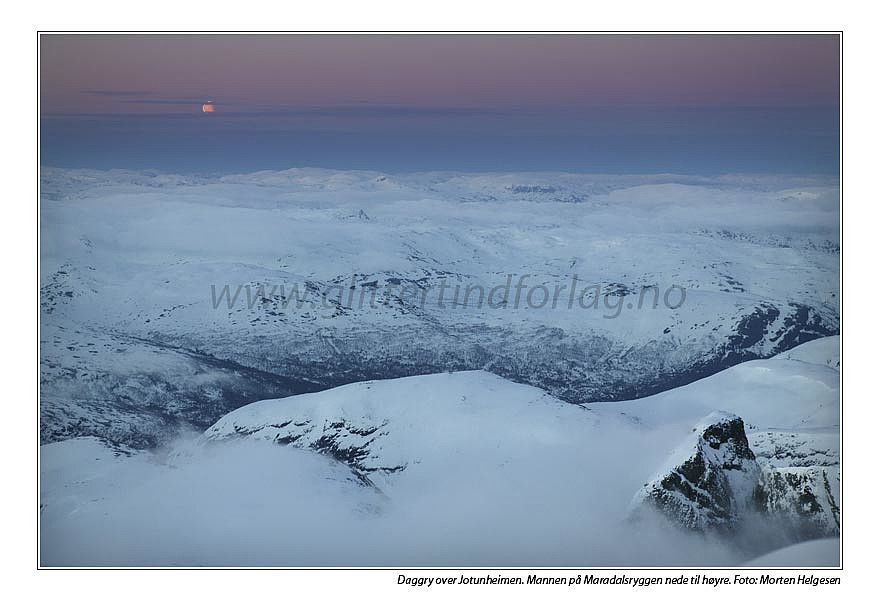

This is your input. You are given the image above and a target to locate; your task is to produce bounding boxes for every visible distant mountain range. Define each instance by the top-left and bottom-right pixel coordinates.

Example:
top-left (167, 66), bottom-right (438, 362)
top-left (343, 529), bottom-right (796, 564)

top-left (40, 168), bottom-right (839, 448)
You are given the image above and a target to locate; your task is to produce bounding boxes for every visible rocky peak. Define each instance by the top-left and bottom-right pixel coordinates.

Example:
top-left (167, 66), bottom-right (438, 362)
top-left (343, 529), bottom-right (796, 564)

top-left (630, 411), bottom-right (763, 535)
top-left (630, 410), bottom-right (840, 551)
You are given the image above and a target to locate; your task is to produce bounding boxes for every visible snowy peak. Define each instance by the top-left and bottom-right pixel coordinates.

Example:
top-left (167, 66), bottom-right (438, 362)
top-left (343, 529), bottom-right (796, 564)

top-left (630, 412), bottom-right (762, 535)
top-left (630, 406), bottom-right (839, 548)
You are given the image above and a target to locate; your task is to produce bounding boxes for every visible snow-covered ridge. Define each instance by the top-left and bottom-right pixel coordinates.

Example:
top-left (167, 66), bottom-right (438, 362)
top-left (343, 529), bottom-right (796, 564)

top-left (199, 370), bottom-right (599, 483)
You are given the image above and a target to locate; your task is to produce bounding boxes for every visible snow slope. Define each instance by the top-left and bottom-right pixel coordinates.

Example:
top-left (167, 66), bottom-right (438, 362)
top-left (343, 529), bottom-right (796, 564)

top-left (745, 538), bottom-right (840, 567)
top-left (200, 371), bottom-right (603, 484)
top-left (586, 336), bottom-right (839, 432)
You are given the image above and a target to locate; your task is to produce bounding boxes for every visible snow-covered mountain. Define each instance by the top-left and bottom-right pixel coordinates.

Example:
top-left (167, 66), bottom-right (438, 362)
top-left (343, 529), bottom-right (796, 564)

top-left (40, 337), bottom-right (839, 566)
top-left (40, 167), bottom-right (839, 447)
top-left (629, 411), bottom-right (765, 536)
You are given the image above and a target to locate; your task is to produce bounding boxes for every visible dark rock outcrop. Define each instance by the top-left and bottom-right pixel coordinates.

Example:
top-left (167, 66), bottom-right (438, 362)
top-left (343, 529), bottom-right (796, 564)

top-left (631, 412), bottom-right (840, 546)
top-left (630, 412), bottom-right (762, 535)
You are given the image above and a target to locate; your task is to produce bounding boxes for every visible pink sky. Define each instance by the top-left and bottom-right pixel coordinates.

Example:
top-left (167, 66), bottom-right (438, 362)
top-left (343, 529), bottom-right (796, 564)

top-left (40, 34), bottom-right (840, 114)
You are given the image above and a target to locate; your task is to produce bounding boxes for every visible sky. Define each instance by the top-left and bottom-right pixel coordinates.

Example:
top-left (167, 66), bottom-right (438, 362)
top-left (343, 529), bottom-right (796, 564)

top-left (40, 34), bottom-right (840, 174)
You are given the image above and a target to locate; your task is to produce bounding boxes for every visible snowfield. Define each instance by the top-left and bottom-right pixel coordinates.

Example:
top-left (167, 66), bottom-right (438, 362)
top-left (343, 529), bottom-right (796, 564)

top-left (745, 538), bottom-right (841, 568)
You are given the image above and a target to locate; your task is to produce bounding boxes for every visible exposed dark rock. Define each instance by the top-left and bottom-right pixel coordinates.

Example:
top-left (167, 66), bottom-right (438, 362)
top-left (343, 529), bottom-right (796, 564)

top-left (630, 412), bottom-right (762, 535)
top-left (631, 412), bottom-right (840, 547)
top-left (756, 467), bottom-right (840, 539)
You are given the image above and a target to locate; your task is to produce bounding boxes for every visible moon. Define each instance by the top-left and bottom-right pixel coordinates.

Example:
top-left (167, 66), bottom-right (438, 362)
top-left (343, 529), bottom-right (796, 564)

top-left (201, 103), bottom-right (215, 113)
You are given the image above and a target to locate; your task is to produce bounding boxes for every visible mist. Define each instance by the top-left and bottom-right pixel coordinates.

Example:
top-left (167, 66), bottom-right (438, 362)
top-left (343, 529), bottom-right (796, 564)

top-left (40, 431), bottom-right (755, 567)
